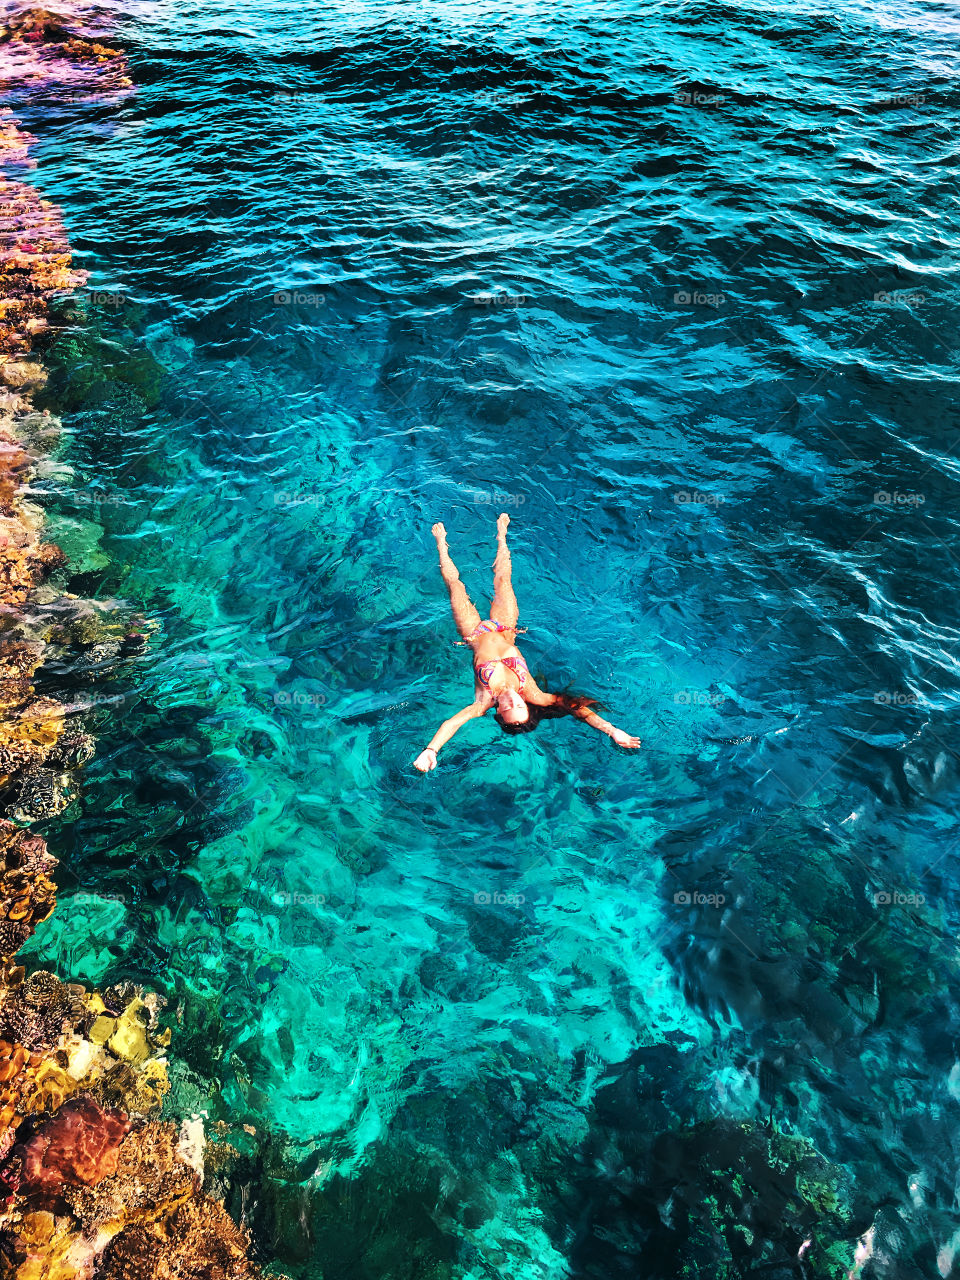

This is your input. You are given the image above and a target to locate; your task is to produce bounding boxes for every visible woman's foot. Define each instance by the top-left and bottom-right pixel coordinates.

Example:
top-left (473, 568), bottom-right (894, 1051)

top-left (497, 513), bottom-right (510, 536)
top-left (432, 522), bottom-right (448, 552)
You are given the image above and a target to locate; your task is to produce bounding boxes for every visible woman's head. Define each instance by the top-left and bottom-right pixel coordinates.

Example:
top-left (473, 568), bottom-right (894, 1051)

top-left (494, 688), bottom-right (528, 726)
top-left (494, 697), bottom-right (542, 734)
top-left (493, 689), bottom-right (600, 736)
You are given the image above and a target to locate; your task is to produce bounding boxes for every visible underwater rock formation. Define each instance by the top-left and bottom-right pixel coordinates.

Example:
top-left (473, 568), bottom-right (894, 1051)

top-left (15, 1096), bottom-right (130, 1193)
top-left (0, 113), bottom-right (96, 824)
top-left (0, 9), bottom-right (280, 1279)
top-left (0, 7), bottom-right (132, 101)
top-left (533, 1040), bottom-right (860, 1280)
top-left (0, 159), bottom-right (157, 822)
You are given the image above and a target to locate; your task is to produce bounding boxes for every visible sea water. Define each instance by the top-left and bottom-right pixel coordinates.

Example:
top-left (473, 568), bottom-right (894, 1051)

top-left (14, 0), bottom-right (960, 1275)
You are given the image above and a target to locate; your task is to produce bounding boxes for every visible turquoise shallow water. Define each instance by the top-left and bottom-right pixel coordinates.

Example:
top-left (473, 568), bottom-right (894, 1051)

top-left (10, 0), bottom-right (960, 1274)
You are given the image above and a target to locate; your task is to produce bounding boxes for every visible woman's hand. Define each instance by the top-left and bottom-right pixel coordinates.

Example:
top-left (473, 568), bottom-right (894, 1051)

top-left (414, 748), bottom-right (438, 772)
top-left (611, 728), bottom-right (641, 749)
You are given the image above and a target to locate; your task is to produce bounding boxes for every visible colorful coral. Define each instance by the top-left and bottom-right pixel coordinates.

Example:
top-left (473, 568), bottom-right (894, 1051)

top-left (98, 1191), bottom-right (262, 1280)
top-left (0, 9), bottom-right (281, 1280)
top-left (0, 7), bottom-right (132, 100)
top-left (0, 822), bottom-right (56, 961)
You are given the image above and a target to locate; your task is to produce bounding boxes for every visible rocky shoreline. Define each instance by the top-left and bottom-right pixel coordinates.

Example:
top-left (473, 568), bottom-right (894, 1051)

top-left (0, 10), bottom-right (276, 1277)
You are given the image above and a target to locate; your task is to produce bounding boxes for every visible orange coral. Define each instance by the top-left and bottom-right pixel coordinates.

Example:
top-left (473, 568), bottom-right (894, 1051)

top-left (0, 1037), bottom-right (28, 1158)
top-left (0, 823), bottom-right (56, 961)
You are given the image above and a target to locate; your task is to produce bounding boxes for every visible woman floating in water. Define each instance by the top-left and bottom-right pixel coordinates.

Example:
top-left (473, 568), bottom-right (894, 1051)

top-left (414, 514), bottom-right (641, 772)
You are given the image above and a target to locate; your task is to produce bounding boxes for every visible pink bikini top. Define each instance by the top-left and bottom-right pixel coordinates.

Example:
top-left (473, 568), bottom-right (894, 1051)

top-left (454, 619), bottom-right (529, 692)
top-left (476, 653), bottom-right (528, 691)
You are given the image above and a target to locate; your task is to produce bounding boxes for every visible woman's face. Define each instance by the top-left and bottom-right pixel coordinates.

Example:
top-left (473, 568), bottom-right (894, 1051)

top-left (496, 689), bottom-right (529, 724)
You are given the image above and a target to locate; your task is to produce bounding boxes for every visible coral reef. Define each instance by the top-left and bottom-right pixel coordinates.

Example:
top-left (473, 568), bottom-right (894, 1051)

top-left (0, 10), bottom-right (280, 1280)
top-left (0, 101), bottom-right (118, 824)
top-left (532, 1041), bottom-right (860, 1280)
top-left (0, 7), bottom-right (132, 100)
top-left (0, 824), bottom-right (55, 961)
top-left (0, 1119), bottom-right (265, 1279)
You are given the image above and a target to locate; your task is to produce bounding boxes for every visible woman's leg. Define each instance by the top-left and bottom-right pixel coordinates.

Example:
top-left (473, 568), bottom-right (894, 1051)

top-left (489, 513), bottom-right (519, 628)
top-left (433, 523), bottom-right (482, 639)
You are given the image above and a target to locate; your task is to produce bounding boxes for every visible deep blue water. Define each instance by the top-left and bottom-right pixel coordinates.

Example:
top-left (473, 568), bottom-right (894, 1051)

top-left (11, 0), bottom-right (960, 1275)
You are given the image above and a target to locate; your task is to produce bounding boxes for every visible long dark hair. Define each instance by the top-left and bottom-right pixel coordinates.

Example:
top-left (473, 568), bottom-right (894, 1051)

top-left (494, 691), bottom-right (600, 736)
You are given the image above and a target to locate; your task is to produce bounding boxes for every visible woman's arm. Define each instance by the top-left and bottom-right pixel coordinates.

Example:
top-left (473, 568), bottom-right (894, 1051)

top-left (570, 703), bottom-right (641, 748)
top-left (525, 676), bottom-right (641, 747)
top-left (414, 701), bottom-right (489, 771)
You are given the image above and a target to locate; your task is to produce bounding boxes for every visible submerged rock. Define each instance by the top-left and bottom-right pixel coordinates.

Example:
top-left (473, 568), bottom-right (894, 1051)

top-left (15, 1095), bottom-right (130, 1195)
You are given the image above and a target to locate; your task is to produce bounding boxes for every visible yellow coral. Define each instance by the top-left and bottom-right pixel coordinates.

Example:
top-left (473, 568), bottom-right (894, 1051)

top-left (88, 1015), bottom-right (115, 1046)
top-left (10, 1209), bottom-right (104, 1280)
top-left (17, 1056), bottom-right (77, 1115)
top-left (125, 1057), bottom-right (169, 1113)
top-left (107, 1008), bottom-right (149, 1065)
top-left (85, 992), bottom-right (107, 1017)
